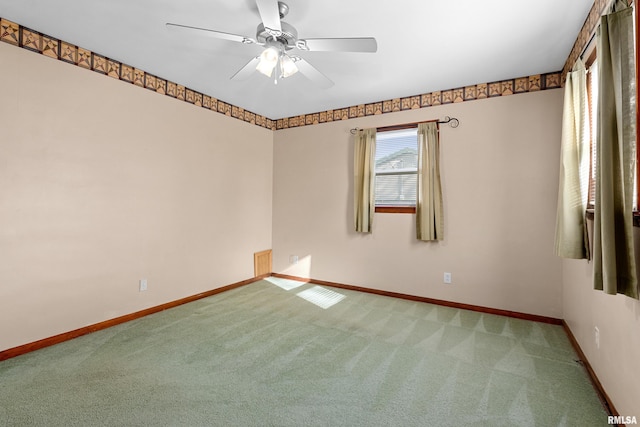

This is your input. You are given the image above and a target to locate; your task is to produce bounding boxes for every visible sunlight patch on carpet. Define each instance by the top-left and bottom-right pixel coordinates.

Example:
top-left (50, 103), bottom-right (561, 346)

top-left (296, 286), bottom-right (346, 309)
top-left (265, 276), bottom-right (307, 291)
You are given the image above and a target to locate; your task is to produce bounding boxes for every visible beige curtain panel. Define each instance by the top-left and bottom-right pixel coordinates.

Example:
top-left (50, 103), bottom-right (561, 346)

top-left (354, 128), bottom-right (376, 233)
top-left (416, 122), bottom-right (444, 241)
top-left (554, 59), bottom-right (590, 259)
top-left (593, 0), bottom-right (638, 299)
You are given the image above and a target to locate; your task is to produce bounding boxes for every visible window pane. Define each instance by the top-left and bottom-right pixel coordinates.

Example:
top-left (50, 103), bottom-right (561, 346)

top-left (375, 174), bottom-right (417, 205)
top-left (588, 61), bottom-right (598, 207)
top-left (375, 128), bottom-right (418, 206)
top-left (375, 129), bottom-right (418, 171)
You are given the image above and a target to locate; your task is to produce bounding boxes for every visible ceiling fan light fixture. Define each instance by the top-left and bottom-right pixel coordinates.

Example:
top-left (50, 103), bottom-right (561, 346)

top-left (280, 54), bottom-right (298, 78)
top-left (169, 1), bottom-right (376, 87)
top-left (256, 46), bottom-right (279, 77)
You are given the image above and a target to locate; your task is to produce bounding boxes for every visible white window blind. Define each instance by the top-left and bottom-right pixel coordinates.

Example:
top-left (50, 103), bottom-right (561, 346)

top-left (374, 128), bottom-right (418, 206)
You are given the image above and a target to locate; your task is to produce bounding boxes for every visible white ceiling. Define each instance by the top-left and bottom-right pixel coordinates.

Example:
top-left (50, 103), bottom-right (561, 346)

top-left (0, 0), bottom-right (593, 119)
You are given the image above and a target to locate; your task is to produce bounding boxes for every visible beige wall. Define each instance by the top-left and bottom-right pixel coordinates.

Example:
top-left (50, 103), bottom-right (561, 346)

top-left (0, 42), bottom-right (273, 352)
top-left (563, 232), bottom-right (640, 416)
top-left (273, 89), bottom-right (564, 318)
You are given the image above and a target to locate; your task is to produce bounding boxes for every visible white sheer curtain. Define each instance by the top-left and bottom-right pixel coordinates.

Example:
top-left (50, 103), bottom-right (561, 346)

top-left (354, 128), bottom-right (376, 233)
top-left (554, 59), bottom-right (590, 259)
top-left (416, 122), bottom-right (444, 241)
top-left (593, 0), bottom-right (638, 299)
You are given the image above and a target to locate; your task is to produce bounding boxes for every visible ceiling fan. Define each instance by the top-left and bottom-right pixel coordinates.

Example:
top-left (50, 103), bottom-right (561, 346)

top-left (166, 0), bottom-right (377, 88)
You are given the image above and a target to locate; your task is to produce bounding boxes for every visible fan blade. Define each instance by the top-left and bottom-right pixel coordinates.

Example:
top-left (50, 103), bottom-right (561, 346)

top-left (230, 56), bottom-right (261, 80)
top-left (255, 0), bottom-right (282, 33)
top-left (293, 57), bottom-right (334, 88)
top-left (297, 37), bottom-right (377, 53)
top-left (166, 23), bottom-right (256, 44)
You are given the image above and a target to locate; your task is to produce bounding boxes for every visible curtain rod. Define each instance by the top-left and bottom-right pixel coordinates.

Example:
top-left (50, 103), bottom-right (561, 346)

top-left (579, 31), bottom-right (597, 61)
top-left (579, 0), bottom-right (629, 61)
top-left (349, 116), bottom-right (460, 134)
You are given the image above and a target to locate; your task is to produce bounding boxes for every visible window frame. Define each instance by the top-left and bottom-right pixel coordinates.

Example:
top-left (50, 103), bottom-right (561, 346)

top-left (586, 49), bottom-right (597, 210)
top-left (374, 123), bottom-right (420, 214)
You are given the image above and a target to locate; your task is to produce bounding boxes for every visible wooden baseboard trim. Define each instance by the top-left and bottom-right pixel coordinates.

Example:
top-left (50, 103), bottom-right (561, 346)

top-left (3, 273), bottom-right (618, 419)
top-left (562, 321), bottom-right (618, 418)
top-left (271, 273), bottom-right (563, 325)
top-left (0, 275), bottom-right (267, 362)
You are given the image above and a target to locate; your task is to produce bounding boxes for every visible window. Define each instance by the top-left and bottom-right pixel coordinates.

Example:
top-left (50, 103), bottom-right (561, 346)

top-left (586, 60), bottom-right (638, 212)
top-left (585, 38), bottom-right (638, 212)
top-left (587, 59), bottom-right (598, 208)
top-left (374, 127), bottom-right (418, 213)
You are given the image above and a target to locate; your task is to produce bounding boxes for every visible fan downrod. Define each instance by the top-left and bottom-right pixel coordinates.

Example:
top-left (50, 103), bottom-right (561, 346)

top-left (256, 2), bottom-right (296, 47)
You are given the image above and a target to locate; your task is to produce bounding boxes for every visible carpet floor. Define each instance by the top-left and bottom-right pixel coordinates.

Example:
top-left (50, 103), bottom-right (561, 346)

top-left (0, 277), bottom-right (608, 426)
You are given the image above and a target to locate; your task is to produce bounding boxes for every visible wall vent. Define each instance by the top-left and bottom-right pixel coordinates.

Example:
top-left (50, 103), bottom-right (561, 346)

top-left (254, 249), bottom-right (272, 277)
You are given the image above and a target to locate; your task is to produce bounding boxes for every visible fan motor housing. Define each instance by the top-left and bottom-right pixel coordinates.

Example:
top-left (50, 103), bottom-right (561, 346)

top-left (256, 21), bottom-right (298, 49)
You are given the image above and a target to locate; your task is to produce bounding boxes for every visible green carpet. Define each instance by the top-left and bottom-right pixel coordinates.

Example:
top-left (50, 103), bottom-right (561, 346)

top-left (0, 278), bottom-right (608, 426)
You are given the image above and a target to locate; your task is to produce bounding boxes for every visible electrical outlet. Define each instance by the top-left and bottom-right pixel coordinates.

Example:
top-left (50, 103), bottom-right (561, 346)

top-left (444, 272), bottom-right (452, 284)
top-left (594, 326), bottom-right (600, 349)
top-left (290, 255), bottom-right (299, 264)
top-left (139, 279), bottom-right (148, 292)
